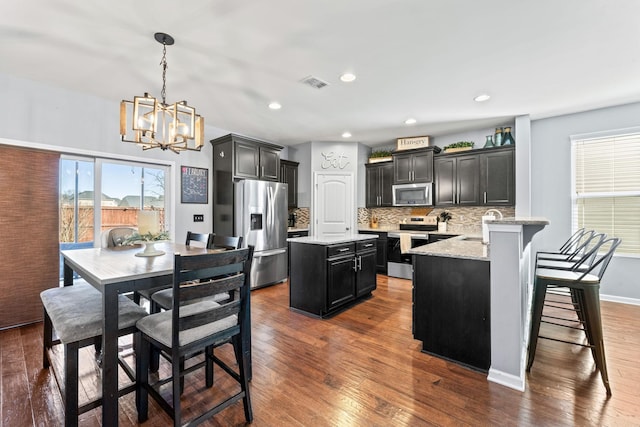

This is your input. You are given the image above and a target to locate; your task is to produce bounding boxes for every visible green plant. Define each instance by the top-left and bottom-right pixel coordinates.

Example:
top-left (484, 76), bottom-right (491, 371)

top-left (444, 141), bottom-right (474, 150)
top-left (369, 148), bottom-right (393, 158)
top-left (438, 211), bottom-right (452, 223)
top-left (123, 230), bottom-right (170, 244)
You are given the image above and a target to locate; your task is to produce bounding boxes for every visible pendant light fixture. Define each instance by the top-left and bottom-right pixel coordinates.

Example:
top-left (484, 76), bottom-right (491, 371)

top-left (120, 32), bottom-right (204, 153)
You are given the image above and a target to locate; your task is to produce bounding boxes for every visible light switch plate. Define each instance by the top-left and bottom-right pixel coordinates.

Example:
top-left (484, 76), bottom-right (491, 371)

top-left (193, 214), bottom-right (204, 222)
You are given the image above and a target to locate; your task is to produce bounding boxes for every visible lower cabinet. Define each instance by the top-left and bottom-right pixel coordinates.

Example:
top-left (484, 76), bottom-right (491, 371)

top-left (287, 230), bottom-right (309, 276)
top-left (413, 254), bottom-right (490, 371)
top-left (289, 239), bottom-right (377, 317)
top-left (358, 231), bottom-right (387, 274)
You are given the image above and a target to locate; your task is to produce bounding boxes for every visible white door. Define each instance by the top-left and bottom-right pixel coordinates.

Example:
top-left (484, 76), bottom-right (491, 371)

top-left (314, 172), bottom-right (354, 238)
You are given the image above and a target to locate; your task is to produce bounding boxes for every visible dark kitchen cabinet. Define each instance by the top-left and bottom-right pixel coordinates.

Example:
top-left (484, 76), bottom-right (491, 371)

top-left (392, 147), bottom-right (438, 184)
top-left (358, 230), bottom-right (387, 274)
top-left (280, 159), bottom-right (299, 208)
top-left (365, 161), bottom-right (393, 207)
top-left (434, 154), bottom-right (480, 206)
top-left (413, 254), bottom-right (491, 371)
top-left (210, 133), bottom-right (282, 182)
top-left (289, 239), bottom-right (377, 317)
top-left (479, 146), bottom-right (514, 206)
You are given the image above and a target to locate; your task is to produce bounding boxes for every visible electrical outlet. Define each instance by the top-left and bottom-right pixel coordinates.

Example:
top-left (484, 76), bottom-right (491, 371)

top-left (193, 214), bottom-right (204, 222)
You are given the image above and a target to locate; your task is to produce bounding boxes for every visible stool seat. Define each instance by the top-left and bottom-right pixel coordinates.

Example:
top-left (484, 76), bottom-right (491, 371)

top-left (535, 268), bottom-right (599, 284)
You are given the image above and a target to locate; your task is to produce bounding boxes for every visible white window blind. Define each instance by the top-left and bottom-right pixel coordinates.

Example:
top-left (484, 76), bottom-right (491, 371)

top-left (572, 133), bottom-right (640, 255)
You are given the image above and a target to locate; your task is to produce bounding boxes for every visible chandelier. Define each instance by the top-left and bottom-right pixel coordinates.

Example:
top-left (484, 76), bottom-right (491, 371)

top-left (120, 32), bottom-right (204, 153)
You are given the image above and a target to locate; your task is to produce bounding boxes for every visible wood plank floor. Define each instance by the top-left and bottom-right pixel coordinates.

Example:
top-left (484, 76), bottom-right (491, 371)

top-left (2, 275), bottom-right (640, 426)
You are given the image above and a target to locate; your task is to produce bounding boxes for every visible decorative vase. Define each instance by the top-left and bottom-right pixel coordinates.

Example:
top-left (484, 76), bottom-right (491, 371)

top-left (483, 135), bottom-right (495, 148)
top-left (494, 127), bottom-right (503, 146)
top-left (135, 241), bottom-right (166, 257)
top-left (502, 127), bottom-right (515, 145)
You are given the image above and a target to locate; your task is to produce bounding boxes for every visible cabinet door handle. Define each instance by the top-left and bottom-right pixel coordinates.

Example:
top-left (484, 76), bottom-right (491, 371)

top-left (358, 255), bottom-right (362, 271)
top-left (353, 257), bottom-right (358, 272)
top-left (256, 165), bottom-right (259, 176)
top-left (262, 166), bottom-right (265, 176)
top-left (338, 248), bottom-right (350, 252)
top-left (484, 191), bottom-right (487, 204)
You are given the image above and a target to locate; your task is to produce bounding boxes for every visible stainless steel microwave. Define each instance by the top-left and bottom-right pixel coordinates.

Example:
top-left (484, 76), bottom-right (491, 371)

top-left (392, 183), bottom-right (433, 206)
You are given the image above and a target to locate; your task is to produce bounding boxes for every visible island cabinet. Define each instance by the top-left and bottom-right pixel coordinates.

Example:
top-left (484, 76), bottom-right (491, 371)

top-left (392, 147), bottom-right (437, 184)
top-left (358, 230), bottom-right (387, 274)
top-left (280, 159), bottom-right (299, 208)
top-left (412, 254), bottom-right (490, 371)
top-left (210, 133), bottom-right (282, 182)
top-left (365, 161), bottom-right (393, 207)
top-left (289, 238), bottom-right (377, 318)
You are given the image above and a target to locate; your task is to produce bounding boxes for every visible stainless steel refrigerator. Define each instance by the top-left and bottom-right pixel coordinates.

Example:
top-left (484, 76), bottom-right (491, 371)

top-left (234, 180), bottom-right (288, 289)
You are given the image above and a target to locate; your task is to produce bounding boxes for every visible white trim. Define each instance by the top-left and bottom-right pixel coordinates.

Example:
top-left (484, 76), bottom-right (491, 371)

top-left (487, 368), bottom-right (525, 392)
top-left (570, 125), bottom-right (640, 142)
top-left (600, 294), bottom-right (640, 306)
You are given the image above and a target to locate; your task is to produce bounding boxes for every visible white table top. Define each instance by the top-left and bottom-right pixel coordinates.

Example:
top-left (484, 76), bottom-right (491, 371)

top-left (61, 242), bottom-right (216, 286)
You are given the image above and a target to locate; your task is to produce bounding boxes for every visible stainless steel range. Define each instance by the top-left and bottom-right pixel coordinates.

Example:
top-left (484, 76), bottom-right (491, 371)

top-left (387, 215), bottom-right (437, 279)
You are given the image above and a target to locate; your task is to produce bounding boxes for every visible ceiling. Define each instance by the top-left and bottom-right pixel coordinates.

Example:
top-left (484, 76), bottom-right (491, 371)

top-left (3, 1), bottom-right (640, 148)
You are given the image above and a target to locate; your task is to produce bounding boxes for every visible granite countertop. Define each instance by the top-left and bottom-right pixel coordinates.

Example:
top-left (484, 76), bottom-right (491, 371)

top-left (485, 217), bottom-right (549, 226)
top-left (288, 234), bottom-right (379, 245)
top-left (407, 235), bottom-right (489, 261)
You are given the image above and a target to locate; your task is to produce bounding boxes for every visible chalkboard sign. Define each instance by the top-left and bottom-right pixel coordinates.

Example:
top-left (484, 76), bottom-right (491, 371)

top-left (180, 166), bottom-right (208, 204)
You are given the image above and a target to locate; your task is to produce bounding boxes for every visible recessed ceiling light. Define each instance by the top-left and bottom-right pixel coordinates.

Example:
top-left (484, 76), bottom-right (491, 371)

top-left (474, 94), bottom-right (491, 102)
top-left (405, 118), bottom-right (417, 125)
top-left (342, 132), bottom-right (352, 138)
top-left (268, 102), bottom-right (282, 110)
top-left (340, 73), bottom-right (356, 83)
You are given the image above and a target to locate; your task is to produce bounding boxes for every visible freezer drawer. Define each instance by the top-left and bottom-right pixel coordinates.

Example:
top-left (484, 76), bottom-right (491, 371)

top-left (251, 248), bottom-right (288, 289)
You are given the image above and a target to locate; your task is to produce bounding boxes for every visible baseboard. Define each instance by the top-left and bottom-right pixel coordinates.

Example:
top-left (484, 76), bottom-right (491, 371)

top-left (487, 368), bottom-right (525, 392)
top-left (600, 294), bottom-right (640, 306)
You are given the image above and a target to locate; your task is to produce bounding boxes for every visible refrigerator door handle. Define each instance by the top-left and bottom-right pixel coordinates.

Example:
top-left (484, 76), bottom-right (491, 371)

top-left (254, 248), bottom-right (287, 257)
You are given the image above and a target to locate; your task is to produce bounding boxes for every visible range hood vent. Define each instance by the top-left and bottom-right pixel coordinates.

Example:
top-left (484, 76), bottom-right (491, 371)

top-left (300, 75), bottom-right (329, 89)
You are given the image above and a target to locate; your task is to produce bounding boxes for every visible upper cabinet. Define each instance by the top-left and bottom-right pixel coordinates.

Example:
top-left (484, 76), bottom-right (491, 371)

top-left (479, 147), bottom-right (515, 205)
top-left (210, 133), bottom-right (282, 182)
top-left (434, 146), bottom-right (514, 207)
top-left (280, 159), bottom-right (299, 208)
top-left (434, 154), bottom-right (480, 206)
top-left (392, 147), bottom-right (437, 184)
top-left (365, 161), bottom-right (394, 207)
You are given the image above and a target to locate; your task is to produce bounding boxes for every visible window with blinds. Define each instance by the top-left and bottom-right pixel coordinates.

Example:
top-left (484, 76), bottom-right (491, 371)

top-left (572, 133), bottom-right (640, 255)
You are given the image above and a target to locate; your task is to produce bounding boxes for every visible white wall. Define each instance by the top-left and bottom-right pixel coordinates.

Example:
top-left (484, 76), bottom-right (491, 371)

top-left (531, 102), bottom-right (640, 302)
top-left (0, 72), bottom-right (231, 241)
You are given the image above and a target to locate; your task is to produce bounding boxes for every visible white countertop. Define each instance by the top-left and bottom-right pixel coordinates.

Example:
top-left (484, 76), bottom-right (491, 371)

top-left (288, 234), bottom-right (378, 245)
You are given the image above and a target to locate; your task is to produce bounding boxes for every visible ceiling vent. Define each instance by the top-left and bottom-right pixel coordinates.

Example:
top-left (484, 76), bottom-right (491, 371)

top-left (300, 75), bottom-right (329, 89)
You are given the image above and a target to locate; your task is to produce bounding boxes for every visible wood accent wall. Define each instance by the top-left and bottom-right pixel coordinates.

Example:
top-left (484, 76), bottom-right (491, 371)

top-left (0, 146), bottom-right (59, 329)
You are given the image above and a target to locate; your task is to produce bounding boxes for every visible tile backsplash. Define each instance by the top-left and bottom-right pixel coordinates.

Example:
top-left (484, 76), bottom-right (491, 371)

top-left (292, 206), bottom-right (515, 233)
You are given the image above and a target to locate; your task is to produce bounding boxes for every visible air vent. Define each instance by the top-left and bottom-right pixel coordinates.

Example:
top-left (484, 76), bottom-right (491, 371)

top-left (300, 75), bottom-right (329, 89)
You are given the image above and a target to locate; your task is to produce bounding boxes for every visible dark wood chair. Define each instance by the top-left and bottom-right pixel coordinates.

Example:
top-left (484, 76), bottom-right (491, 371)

top-left (135, 247), bottom-right (254, 426)
top-left (41, 283), bottom-right (147, 426)
top-left (527, 237), bottom-right (621, 395)
top-left (135, 231), bottom-right (215, 310)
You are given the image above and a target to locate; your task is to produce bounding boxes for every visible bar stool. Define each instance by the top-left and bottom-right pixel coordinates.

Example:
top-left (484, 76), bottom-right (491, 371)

top-left (527, 237), bottom-right (621, 395)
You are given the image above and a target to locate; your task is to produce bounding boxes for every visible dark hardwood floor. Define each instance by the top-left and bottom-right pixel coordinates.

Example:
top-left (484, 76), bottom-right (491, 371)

top-left (2, 275), bottom-right (640, 426)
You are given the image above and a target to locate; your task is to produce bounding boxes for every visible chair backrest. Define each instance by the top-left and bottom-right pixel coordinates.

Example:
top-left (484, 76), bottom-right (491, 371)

top-left (212, 235), bottom-right (243, 250)
top-left (577, 237), bottom-right (621, 281)
top-left (565, 231), bottom-right (603, 261)
top-left (105, 227), bottom-right (137, 247)
top-left (171, 247), bottom-right (254, 349)
top-left (558, 228), bottom-right (587, 253)
top-left (185, 231), bottom-right (215, 248)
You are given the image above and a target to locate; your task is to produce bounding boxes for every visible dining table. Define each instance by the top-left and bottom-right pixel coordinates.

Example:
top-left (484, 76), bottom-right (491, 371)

top-left (61, 241), bottom-right (239, 426)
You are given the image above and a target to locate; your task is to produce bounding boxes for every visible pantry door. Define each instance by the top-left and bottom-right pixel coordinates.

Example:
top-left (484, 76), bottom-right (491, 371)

top-left (313, 172), bottom-right (354, 238)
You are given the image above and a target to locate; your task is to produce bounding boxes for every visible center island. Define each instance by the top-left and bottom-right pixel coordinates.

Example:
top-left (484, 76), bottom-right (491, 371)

top-left (288, 234), bottom-right (378, 318)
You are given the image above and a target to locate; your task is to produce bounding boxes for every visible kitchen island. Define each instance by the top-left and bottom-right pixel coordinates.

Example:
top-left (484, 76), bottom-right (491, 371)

top-left (408, 218), bottom-right (549, 391)
top-left (409, 236), bottom-right (491, 371)
top-left (288, 234), bottom-right (378, 318)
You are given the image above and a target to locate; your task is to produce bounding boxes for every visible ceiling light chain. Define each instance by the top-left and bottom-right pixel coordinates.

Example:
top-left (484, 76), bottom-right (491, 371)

top-left (120, 32), bottom-right (204, 153)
